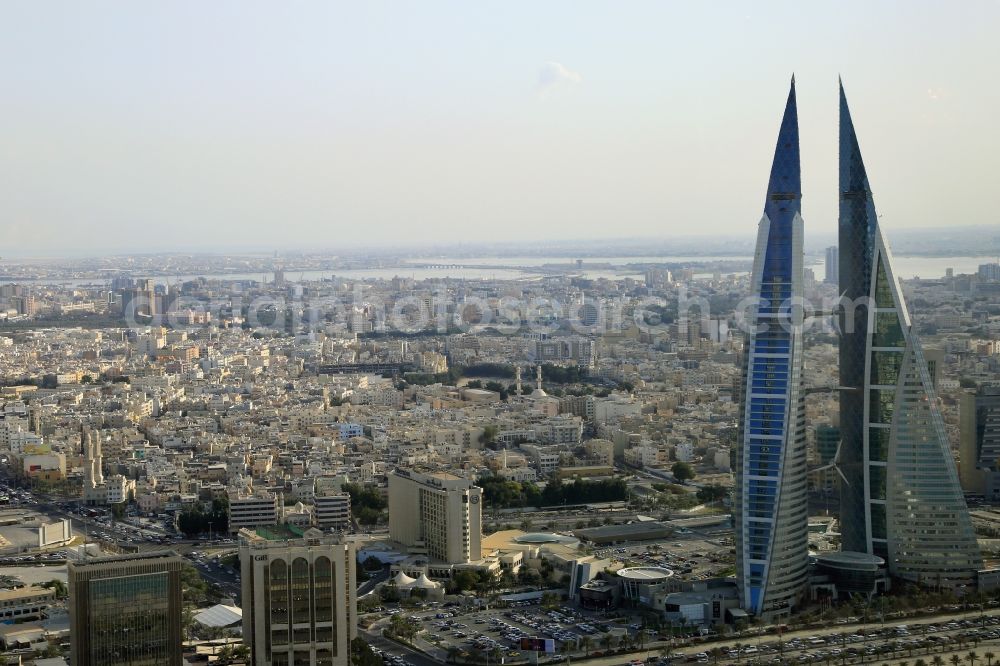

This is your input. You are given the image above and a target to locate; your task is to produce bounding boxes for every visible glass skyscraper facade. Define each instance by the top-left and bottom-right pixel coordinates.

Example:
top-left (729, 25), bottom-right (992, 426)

top-left (734, 78), bottom-right (809, 618)
top-left (837, 82), bottom-right (981, 588)
top-left (68, 551), bottom-right (184, 666)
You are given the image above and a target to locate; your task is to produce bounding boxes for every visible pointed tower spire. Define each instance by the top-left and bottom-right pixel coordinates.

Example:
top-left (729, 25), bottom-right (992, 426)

top-left (839, 80), bottom-right (873, 199)
top-left (764, 77), bottom-right (801, 219)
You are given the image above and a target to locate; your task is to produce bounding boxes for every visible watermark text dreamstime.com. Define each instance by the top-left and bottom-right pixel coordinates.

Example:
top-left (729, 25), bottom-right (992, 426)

top-left (122, 285), bottom-right (877, 339)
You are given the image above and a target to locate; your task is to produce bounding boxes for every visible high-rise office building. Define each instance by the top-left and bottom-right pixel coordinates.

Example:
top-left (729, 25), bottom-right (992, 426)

top-left (734, 78), bottom-right (809, 619)
top-left (978, 263), bottom-right (1000, 282)
top-left (388, 468), bottom-right (482, 564)
top-left (68, 551), bottom-right (184, 666)
top-left (824, 246), bottom-right (839, 285)
top-left (838, 81), bottom-right (981, 589)
top-left (240, 526), bottom-right (357, 666)
top-left (960, 385), bottom-right (1000, 500)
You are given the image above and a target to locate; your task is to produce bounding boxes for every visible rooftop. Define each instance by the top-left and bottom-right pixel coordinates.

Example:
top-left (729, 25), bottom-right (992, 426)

top-left (616, 566), bottom-right (674, 581)
top-left (815, 550), bottom-right (885, 569)
top-left (513, 532), bottom-right (579, 545)
top-left (572, 521), bottom-right (673, 542)
top-left (253, 524), bottom-right (307, 541)
top-left (67, 550), bottom-right (180, 568)
top-left (0, 585), bottom-right (53, 601)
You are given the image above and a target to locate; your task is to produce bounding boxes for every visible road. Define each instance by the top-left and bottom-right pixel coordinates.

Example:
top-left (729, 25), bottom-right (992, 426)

top-left (560, 607), bottom-right (1000, 666)
top-left (362, 620), bottom-right (443, 666)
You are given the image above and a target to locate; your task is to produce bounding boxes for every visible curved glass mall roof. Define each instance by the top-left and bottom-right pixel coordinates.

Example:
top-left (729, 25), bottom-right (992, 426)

top-left (514, 533), bottom-right (579, 545)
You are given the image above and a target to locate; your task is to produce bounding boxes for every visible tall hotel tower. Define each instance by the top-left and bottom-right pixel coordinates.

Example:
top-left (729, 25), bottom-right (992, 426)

top-left (838, 81), bottom-right (981, 588)
top-left (735, 78), bottom-right (809, 618)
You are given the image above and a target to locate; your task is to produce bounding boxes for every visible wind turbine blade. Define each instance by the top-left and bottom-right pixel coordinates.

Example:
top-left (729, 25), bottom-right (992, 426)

top-left (835, 465), bottom-right (849, 487)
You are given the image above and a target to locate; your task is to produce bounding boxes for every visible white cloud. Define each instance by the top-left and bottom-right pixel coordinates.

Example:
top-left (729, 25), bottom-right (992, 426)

top-left (537, 61), bottom-right (581, 96)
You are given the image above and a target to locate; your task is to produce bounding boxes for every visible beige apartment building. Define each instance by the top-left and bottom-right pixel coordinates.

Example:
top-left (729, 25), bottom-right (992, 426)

top-left (388, 468), bottom-right (482, 564)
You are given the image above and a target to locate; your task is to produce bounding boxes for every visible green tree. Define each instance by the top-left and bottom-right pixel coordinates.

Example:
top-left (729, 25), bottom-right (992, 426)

top-left (696, 484), bottom-right (728, 503)
top-left (41, 579), bottom-right (67, 598)
top-left (209, 497), bottom-right (229, 533)
top-left (351, 637), bottom-right (382, 666)
top-left (448, 570), bottom-right (480, 593)
top-left (671, 461), bottom-right (695, 482)
top-left (178, 505), bottom-right (210, 536)
top-left (388, 614), bottom-right (419, 641)
top-left (343, 482), bottom-right (388, 524)
top-left (481, 425), bottom-right (498, 445)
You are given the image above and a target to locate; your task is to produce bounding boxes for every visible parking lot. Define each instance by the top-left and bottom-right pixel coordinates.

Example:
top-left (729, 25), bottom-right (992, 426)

top-left (364, 597), bottom-right (655, 664)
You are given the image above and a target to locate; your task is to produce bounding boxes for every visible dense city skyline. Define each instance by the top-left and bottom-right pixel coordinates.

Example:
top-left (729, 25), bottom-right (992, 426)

top-left (5, 4), bottom-right (1000, 665)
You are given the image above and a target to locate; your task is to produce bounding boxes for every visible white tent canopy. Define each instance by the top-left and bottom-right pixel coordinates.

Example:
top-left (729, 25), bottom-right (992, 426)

top-left (391, 571), bottom-right (417, 587)
top-left (410, 573), bottom-right (441, 589)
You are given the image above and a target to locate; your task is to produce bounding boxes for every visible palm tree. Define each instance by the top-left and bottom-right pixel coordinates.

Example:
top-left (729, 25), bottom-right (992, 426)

top-left (44, 579), bottom-right (68, 598)
top-left (953, 656), bottom-right (965, 666)
top-left (580, 635), bottom-right (592, 657)
top-left (447, 646), bottom-right (461, 663)
top-left (662, 619), bottom-right (674, 644)
top-left (968, 652), bottom-right (980, 666)
top-left (232, 645), bottom-right (249, 663)
top-left (917, 660), bottom-right (928, 666)
top-left (637, 627), bottom-right (648, 649)
top-left (933, 657), bottom-right (945, 666)
top-left (600, 633), bottom-right (614, 653)
top-left (985, 651), bottom-right (995, 666)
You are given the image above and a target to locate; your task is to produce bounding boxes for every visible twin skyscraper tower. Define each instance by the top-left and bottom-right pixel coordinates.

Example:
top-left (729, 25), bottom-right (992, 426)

top-left (734, 78), bottom-right (982, 620)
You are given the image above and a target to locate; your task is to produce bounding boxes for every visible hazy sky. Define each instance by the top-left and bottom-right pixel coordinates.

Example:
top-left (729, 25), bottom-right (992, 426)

top-left (2, 1), bottom-right (998, 256)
